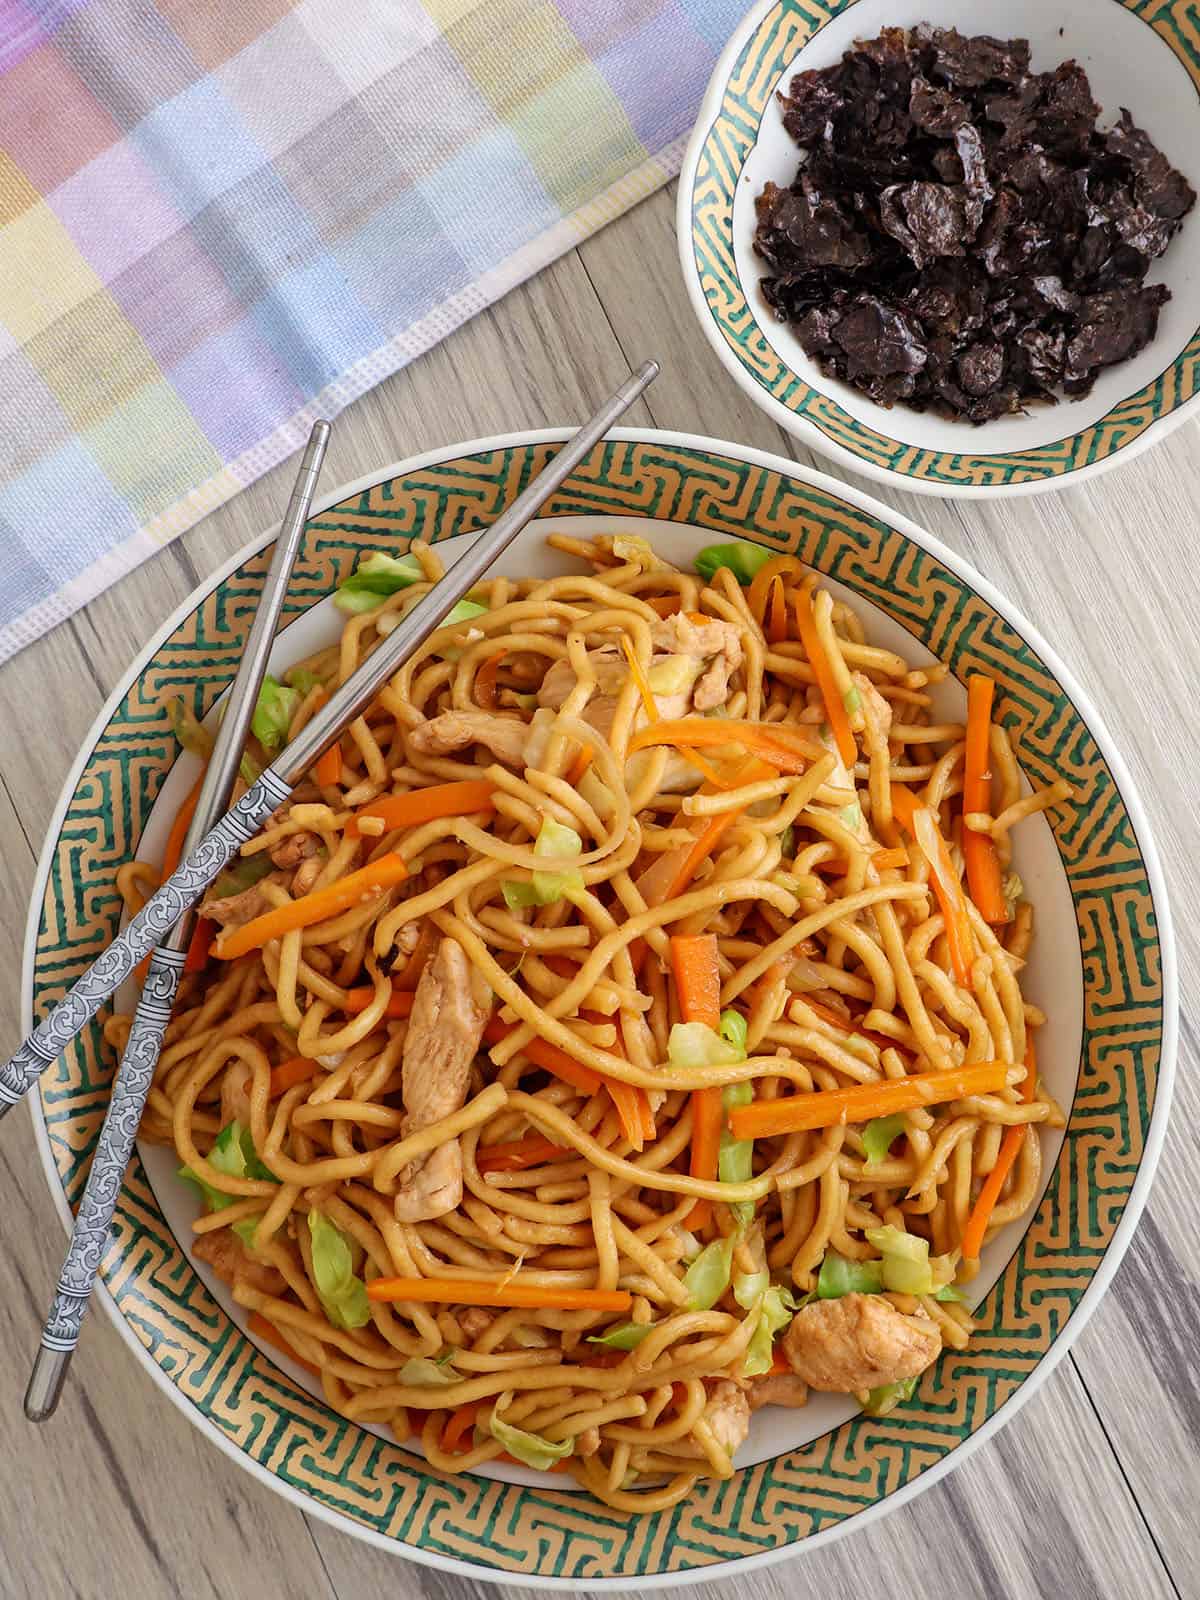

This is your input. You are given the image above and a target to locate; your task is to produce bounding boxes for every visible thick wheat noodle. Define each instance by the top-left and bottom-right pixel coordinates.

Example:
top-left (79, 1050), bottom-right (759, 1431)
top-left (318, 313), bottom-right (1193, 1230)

top-left (122, 535), bottom-right (1066, 1511)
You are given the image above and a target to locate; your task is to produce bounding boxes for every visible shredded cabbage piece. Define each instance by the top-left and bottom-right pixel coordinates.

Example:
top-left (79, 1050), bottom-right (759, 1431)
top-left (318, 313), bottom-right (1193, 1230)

top-left (817, 1253), bottom-right (884, 1298)
top-left (865, 1225), bottom-right (959, 1296)
top-left (862, 1113), bottom-right (907, 1168)
top-left (586, 1321), bottom-right (652, 1350)
top-left (170, 696), bottom-right (214, 759)
top-left (646, 654), bottom-right (700, 694)
top-left (503, 816), bottom-right (585, 909)
top-left (251, 676), bottom-right (301, 751)
top-left (862, 1375), bottom-right (918, 1416)
top-left (397, 1356), bottom-right (459, 1386)
top-left (693, 541), bottom-right (774, 586)
top-left (684, 1235), bottom-right (735, 1310)
top-left (612, 534), bottom-right (668, 572)
top-left (308, 1210), bottom-right (371, 1330)
top-left (334, 551), bottom-right (423, 613)
top-left (667, 1022), bottom-right (742, 1071)
top-left (488, 1409), bottom-right (574, 1470)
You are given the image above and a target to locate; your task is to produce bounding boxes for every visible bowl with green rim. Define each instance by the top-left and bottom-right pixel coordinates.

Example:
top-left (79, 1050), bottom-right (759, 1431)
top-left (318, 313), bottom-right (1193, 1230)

top-left (677, 0), bottom-right (1200, 496)
top-left (26, 428), bottom-right (1174, 1581)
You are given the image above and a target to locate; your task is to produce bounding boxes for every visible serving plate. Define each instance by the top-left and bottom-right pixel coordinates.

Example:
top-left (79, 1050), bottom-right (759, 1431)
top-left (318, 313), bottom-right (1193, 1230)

top-left (25, 429), bottom-right (1174, 1583)
top-left (678, 0), bottom-right (1200, 496)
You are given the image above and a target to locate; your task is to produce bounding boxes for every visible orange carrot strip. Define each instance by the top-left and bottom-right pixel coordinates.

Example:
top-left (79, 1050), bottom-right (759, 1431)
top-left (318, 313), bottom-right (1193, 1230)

top-left (746, 555), bottom-right (804, 625)
top-left (670, 933), bottom-right (722, 1228)
top-left (137, 773), bottom-right (207, 983)
top-left (813, 846), bottom-right (907, 877)
top-left (305, 690), bottom-right (344, 788)
top-left (960, 1127), bottom-right (1025, 1261)
top-left (441, 1401), bottom-right (483, 1453)
top-left (215, 852), bottom-right (408, 960)
top-left (269, 1055), bottom-right (317, 1097)
top-left (162, 774), bottom-right (205, 880)
top-left (620, 634), bottom-right (658, 723)
top-left (685, 1090), bottom-right (723, 1233)
top-left (483, 1016), bottom-right (649, 1151)
top-left (606, 1077), bottom-right (654, 1151)
top-left (565, 748), bottom-right (593, 786)
top-left (764, 576), bottom-right (789, 644)
top-left (474, 651), bottom-right (507, 711)
top-left (644, 594), bottom-right (682, 618)
top-left (477, 1135), bottom-right (572, 1173)
top-left (669, 934), bottom-right (721, 1030)
top-left (486, 1015), bottom-right (602, 1092)
top-left (314, 742), bottom-right (343, 788)
top-left (619, 635), bottom-right (725, 787)
top-left (889, 784), bottom-right (919, 829)
top-left (729, 1060), bottom-right (1008, 1140)
top-left (248, 1311), bottom-right (322, 1377)
top-left (343, 987), bottom-right (416, 1018)
top-left (183, 916), bottom-right (214, 974)
top-left (960, 1036), bottom-right (1038, 1258)
top-left (792, 586), bottom-right (856, 770)
top-left (890, 786), bottom-right (975, 986)
top-left (348, 780), bottom-right (496, 838)
top-left (366, 1277), bottom-right (633, 1312)
top-left (638, 1087), bottom-right (657, 1144)
top-left (630, 758), bottom-right (775, 966)
top-left (627, 718), bottom-right (821, 774)
top-left (769, 1346), bottom-right (791, 1377)
top-left (963, 676), bottom-right (1011, 926)
top-left (581, 1008), bottom-right (656, 1149)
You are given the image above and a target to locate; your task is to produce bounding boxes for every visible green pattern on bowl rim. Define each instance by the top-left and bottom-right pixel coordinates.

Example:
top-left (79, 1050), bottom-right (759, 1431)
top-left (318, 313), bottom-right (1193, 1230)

top-left (681, 0), bottom-right (1200, 493)
top-left (26, 435), bottom-right (1172, 1581)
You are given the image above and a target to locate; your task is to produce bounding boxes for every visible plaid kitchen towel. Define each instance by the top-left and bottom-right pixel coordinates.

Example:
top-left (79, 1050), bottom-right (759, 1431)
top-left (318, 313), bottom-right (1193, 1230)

top-left (0, 0), bottom-right (744, 661)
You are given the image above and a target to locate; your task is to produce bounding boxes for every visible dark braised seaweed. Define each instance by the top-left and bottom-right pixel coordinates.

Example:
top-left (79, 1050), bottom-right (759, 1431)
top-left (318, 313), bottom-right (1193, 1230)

top-left (754, 25), bottom-right (1195, 422)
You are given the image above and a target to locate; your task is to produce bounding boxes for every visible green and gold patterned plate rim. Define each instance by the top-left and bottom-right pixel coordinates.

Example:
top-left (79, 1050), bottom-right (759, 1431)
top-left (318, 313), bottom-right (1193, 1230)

top-left (677, 0), bottom-right (1200, 496)
top-left (25, 432), bottom-right (1176, 1584)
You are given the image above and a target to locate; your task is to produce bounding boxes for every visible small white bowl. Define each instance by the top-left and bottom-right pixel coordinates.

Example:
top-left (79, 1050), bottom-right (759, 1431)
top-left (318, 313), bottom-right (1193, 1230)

top-left (678, 0), bottom-right (1200, 497)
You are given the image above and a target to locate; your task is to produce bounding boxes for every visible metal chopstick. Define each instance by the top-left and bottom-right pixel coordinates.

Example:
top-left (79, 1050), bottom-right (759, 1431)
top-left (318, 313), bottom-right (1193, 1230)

top-left (0, 361), bottom-right (657, 1119)
top-left (23, 420), bottom-right (330, 1420)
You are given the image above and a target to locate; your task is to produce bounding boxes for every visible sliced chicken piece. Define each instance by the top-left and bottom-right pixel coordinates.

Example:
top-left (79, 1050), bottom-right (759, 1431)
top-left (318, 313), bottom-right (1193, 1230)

top-left (537, 648), bottom-right (691, 744)
top-left (200, 870), bottom-right (289, 928)
top-left (193, 1229), bottom-right (286, 1296)
top-left (853, 671), bottom-right (893, 744)
top-left (407, 709), bottom-right (551, 770)
top-left (394, 937), bottom-right (491, 1223)
top-left (458, 1306), bottom-right (494, 1341)
top-left (674, 1378), bottom-right (750, 1460)
top-left (291, 857), bottom-right (323, 896)
top-left (748, 1373), bottom-right (809, 1410)
top-left (538, 650), bottom-right (629, 712)
top-left (576, 1426), bottom-right (601, 1457)
top-left (781, 1293), bottom-right (941, 1393)
top-left (651, 614), bottom-right (744, 713)
top-left (269, 830), bottom-right (322, 869)
top-left (220, 1063), bottom-right (252, 1128)
top-left (652, 752), bottom-right (706, 794)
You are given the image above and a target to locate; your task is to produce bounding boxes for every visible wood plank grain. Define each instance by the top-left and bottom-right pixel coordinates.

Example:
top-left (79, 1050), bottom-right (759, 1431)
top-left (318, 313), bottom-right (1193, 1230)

top-left (0, 781), bottom-right (335, 1600)
top-left (0, 187), bottom-right (1194, 1598)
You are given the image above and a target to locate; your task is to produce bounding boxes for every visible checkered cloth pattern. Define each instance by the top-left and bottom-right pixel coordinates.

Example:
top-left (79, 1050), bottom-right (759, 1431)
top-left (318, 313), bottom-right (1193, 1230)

top-left (0, 0), bottom-right (741, 660)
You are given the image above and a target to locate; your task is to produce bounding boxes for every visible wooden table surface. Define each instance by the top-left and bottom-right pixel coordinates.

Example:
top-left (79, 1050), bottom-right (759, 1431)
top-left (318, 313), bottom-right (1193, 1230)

top-left (0, 182), bottom-right (1195, 1600)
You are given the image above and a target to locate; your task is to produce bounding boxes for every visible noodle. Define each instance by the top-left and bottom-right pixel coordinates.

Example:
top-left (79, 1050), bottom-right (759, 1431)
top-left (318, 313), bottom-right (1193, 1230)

top-left (121, 531), bottom-right (1072, 1508)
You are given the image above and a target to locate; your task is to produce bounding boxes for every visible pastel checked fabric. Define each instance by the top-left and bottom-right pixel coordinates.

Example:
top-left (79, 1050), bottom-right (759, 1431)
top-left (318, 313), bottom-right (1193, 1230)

top-left (0, 0), bottom-right (743, 660)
